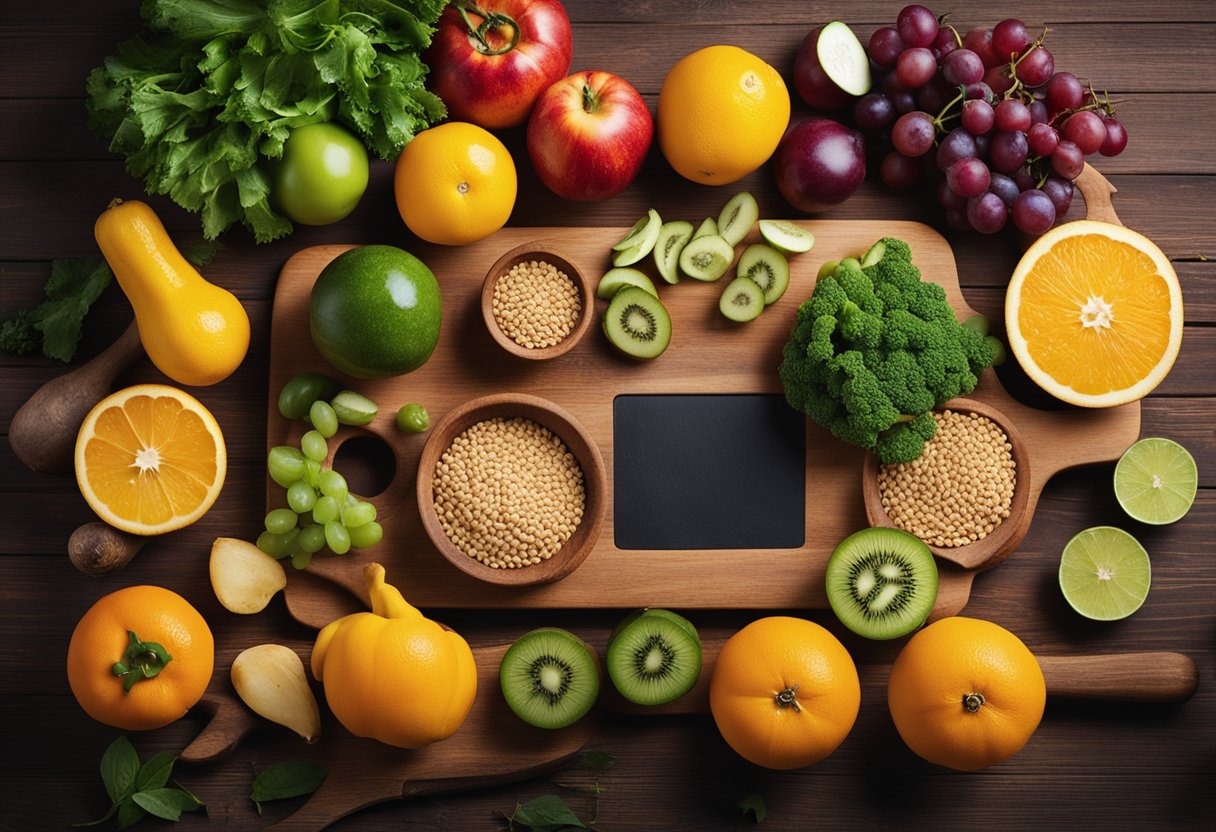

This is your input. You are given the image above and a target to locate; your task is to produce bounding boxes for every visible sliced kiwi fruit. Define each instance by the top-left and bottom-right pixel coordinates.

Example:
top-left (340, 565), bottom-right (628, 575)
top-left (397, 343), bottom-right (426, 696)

top-left (654, 220), bottom-right (694, 285)
top-left (736, 244), bottom-right (790, 306)
top-left (597, 267), bottom-right (658, 300)
top-left (758, 219), bottom-right (815, 254)
top-left (719, 277), bottom-right (765, 323)
top-left (825, 528), bottom-right (939, 640)
top-left (678, 235), bottom-right (735, 282)
top-left (603, 287), bottom-right (671, 359)
top-left (692, 217), bottom-right (718, 240)
top-left (612, 208), bottom-right (662, 252)
top-left (606, 609), bottom-right (702, 706)
top-left (499, 627), bottom-right (600, 729)
top-left (860, 240), bottom-right (886, 268)
top-left (717, 191), bottom-right (759, 247)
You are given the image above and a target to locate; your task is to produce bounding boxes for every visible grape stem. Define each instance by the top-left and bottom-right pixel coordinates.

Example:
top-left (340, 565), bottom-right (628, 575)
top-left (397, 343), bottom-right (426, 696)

top-left (1002, 27), bottom-right (1050, 103)
top-left (933, 86), bottom-right (967, 131)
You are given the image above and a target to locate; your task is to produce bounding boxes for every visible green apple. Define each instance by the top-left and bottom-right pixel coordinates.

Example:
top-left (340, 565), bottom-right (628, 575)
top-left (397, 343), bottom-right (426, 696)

top-left (274, 123), bottom-right (369, 225)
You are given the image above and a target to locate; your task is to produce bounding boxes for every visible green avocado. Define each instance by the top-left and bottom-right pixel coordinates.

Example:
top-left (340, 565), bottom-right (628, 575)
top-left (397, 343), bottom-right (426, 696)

top-left (309, 245), bottom-right (442, 378)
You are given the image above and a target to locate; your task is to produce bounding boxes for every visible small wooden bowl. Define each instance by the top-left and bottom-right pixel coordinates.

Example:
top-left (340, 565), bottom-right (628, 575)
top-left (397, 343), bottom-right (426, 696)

top-left (862, 398), bottom-right (1032, 570)
top-left (416, 392), bottom-right (607, 587)
top-left (481, 242), bottom-right (594, 360)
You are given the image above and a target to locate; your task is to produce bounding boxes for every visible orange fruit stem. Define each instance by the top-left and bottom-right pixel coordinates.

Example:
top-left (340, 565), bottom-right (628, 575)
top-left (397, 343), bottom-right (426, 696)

top-left (110, 629), bottom-right (174, 694)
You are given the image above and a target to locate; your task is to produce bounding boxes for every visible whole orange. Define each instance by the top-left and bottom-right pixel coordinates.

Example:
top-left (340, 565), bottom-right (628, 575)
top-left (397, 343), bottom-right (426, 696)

top-left (887, 616), bottom-right (1046, 771)
top-left (658, 45), bottom-right (790, 186)
top-left (67, 585), bottom-right (214, 730)
top-left (709, 616), bottom-right (860, 769)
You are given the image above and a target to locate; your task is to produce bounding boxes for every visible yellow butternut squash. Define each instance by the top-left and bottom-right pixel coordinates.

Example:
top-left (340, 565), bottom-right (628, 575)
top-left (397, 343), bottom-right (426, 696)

top-left (94, 200), bottom-right (250, 386)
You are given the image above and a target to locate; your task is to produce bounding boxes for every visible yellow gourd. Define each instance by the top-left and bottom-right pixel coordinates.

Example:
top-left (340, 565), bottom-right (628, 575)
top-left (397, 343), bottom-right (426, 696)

top-left (94, 200), bottom-right (250, 386)
top-left (312, 563), bottom-right (478, 749)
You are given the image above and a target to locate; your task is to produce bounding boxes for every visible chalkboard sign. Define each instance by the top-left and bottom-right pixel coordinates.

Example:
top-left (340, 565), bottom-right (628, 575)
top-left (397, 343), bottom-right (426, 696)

top-left (612, 395), bottom-right (806, 550)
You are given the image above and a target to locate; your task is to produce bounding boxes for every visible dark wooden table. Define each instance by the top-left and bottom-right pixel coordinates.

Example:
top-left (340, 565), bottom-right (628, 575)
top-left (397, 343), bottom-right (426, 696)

top-left (3, 1), bottom-right (1213, 829)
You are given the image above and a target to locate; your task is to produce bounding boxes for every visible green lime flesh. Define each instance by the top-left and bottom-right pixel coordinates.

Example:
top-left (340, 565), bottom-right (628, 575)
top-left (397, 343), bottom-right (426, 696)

top-left (1114, 438), bottom-right (1197, 525)
top-left (825, 527), bottom-right (939, 640)
top-left (1059, 526), bottom-right (1151, 621)
top-left (606, 609), bottom-right (701, 705)
top-left (499, 628), bottom-right (600, 729)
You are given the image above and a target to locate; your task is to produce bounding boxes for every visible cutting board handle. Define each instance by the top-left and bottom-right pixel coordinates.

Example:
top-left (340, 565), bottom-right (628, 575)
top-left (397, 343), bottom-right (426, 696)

top-left (180, 695), bottom-right (258, 764)
top-left (1040, 652), bottom-right (1198, 702)
top-left (1075, 163), bottom-right (1122, 226)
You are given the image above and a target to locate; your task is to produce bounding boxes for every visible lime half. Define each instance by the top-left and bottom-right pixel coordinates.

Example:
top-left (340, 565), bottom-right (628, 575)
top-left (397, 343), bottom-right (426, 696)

top-left (1114, 438), bottom-right (1197, 525)
top-left (1059, 527), bottom-right (1151, 621)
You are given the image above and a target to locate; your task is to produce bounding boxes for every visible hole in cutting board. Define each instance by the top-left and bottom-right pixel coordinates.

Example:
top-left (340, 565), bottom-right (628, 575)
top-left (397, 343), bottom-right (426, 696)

top-left (333, 434), bottom-right (396, 498)
top-left (613, 394), bottom-right (806, 550)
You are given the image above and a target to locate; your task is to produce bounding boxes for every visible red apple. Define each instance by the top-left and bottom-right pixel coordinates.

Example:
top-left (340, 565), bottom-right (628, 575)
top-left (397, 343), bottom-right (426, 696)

top-left (527, 71), bottom-right (654, 201)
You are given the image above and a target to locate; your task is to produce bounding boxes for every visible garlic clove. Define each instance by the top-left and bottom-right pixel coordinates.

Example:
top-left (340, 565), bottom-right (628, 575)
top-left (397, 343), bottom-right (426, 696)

top-left (210, 537), bottom-right (287, 614)
top-left (231, 644), bottom-right (321, 743)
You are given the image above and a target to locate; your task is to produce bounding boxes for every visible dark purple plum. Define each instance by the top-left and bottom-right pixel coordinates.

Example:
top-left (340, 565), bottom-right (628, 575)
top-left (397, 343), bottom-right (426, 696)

top-left (773, 118), bottom-right (866, 213)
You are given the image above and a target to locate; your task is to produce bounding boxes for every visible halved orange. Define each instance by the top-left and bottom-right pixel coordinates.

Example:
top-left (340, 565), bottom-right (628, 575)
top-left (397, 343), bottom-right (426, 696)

top-left (75, 384), bottom-right (226, 535)
top-left (1006, 220), bottom-right (1183, 407)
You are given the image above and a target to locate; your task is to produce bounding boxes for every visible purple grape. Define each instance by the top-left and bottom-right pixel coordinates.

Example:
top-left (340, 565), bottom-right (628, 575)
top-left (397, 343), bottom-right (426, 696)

top-left (965, 81), bottom-right (994, 102)
top-left (947, 157), bottom-right (991, 198)
top-left (917, 80), bottom-right (951, 114)
top-left (1045, 72), bottom-right (1084, 114)
top-left (988, 172), bottom-right (1019, 206)
top-left (945, 206), bottom-right (972, 231)
top-left (1062, 111), bottom-right (1107, 154)
top-left (880, 151), bottom-right (921, 189)
top-left (1041, 176), bottom-right (1075, 215)
top-left (869, 26), bottom-right (906, 68)
top-left (1027, 123), bottom-right (1059, 156)
top-left (967, 192), bottom-right (1008, 234)
top-left (961, 99), bottom-right (995, 135)
top-left (1011, 188), bottom-right (1057, 234)
top-left (990, 130), bottom-right (1029, 173)
top-left (1013, 166), bottom-right (1034, 191)
top-left (897, 5), bottom-right (939, 48)
top-left (896, 47), bottom-right (937, 88)
top-left (855, 93), bottom-right (897, 130)
top-left (1017, 46), bottom-right (1054, 87)
top-left (892, 111), bottom-right (937, 157)
top-left (890, 88), bottom-right (918, 114)
top-left (936, 128), bottom-right (979, 171)
top-left (973, 133), bottom-right (991, 161)
top-left (994, 100), bottom-right (1031, 132)
top-left (1029, 99), bottom-right (1049, 125)
top-left (931, 27), bottom-right (960, 59)
top-left (964, 27), bottom-right (1001, 69)
top-left (942, 49), bottom-right (985, 86)
top-left (992, 19), bottom-right (1030, 62)
top-left (937, 179), bottom-right (967, 210)
top-left (1100, 117), bottom-right (1128, 156)
top-left (1051, 140), bottom-right (1085, 179)
top-left (984, 65), bottom-right (1014, 95)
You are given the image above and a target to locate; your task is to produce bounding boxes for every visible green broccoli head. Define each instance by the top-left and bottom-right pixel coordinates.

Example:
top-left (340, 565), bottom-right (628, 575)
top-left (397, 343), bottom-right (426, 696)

top-left (778, 237), bottom-right (998, 464)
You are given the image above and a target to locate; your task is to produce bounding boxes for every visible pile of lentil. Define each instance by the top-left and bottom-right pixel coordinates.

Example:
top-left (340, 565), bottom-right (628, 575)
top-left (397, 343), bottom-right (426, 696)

top-left (432, 417), bottom-right (586, 569)
top-left (491, 260), bottom-right (581, 349)
top-left (877, 410), bottom-right (1016, 548)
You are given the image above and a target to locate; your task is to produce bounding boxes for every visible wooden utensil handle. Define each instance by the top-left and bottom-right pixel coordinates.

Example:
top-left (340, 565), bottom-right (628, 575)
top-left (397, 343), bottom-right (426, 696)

top-left (1040, 652), bottom-right (1198, 702)
top-left (179, 695), bottom-right (258, 764)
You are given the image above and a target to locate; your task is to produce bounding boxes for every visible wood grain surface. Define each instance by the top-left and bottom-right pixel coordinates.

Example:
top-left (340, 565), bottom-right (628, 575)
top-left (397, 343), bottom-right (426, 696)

top-left (2, 2), bottom-right (1214, 830)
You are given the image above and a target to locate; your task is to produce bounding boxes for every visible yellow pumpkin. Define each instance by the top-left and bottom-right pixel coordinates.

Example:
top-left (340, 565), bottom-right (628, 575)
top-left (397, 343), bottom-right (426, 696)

top-left (311, 563), bottom-right (477, 748)
top-left (94, 199), bottom-right (250, 387)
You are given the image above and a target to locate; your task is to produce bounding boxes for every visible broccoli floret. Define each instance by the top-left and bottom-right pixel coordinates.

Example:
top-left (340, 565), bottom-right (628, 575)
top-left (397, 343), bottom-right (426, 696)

top-left (778, 237), bottom-right (999, 464)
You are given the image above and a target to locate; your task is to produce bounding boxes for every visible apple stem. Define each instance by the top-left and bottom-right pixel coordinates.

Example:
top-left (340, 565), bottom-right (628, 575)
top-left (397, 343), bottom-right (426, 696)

top-left (581, 82), bottom-right (600, 114)
top-left (456, 2), bottom-right (521, 56)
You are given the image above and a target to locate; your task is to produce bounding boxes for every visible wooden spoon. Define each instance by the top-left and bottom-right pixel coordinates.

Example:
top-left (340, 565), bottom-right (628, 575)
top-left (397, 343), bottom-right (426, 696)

top-left (9, 320), bottom-right (143, 473)
top-left (68, 521), bottom-right (149, 575)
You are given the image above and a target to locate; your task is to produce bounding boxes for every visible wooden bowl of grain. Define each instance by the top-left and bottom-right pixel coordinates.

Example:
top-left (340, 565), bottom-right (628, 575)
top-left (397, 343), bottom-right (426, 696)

top-left (861, 398), bottom-right (1032, 571)
top-left (481, 242), bottom-right (594, 360)
top-left (416, 392), bottom-right (607, 587)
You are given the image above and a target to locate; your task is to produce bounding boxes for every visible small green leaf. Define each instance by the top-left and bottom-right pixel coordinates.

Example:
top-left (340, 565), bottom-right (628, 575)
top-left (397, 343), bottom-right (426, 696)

top-left (133, 752), bottom-right (175, 792)
top-left (179, 239), bottom-right (222, 267)
top-left (250, 761), bottom-right (328, 806)
top-left (578, 751), bottom-right (615, 771)
top-left (100, 736), bottom-right (140, 804)
top-left (739, 793), bottom-right (766, 823)
top-left (508, 794), bottom-right (589, 831)
top-left (132, 788), bottom-right (202, 821)
top-left (114, 798), bottom-right (146, 830)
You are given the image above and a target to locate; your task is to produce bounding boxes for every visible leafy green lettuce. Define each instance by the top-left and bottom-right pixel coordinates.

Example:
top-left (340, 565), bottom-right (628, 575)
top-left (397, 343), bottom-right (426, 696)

top-left (87, 0), bottom-right (447, 243)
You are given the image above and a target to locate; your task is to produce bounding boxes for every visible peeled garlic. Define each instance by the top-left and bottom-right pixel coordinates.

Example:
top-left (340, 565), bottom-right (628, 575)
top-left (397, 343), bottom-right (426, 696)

top-left (210, 537), bottom-right (287, 614)
top-left (231, 644), bottom-right (321, 743)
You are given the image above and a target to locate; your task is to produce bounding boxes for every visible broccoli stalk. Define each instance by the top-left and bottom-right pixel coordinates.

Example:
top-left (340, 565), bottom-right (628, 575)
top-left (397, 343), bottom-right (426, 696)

top-left (779, 238), bottom-right (998, 464)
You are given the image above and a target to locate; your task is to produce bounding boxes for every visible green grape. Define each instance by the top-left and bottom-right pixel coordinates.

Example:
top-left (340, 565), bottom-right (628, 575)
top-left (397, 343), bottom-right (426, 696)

top-left (313, 495), bottom-right (340, 525)
top-left (330, 390), bottom-right (378, 425)
top-left (348, 520), bottom-right (383, 548)
top-left (319, 469), bottom-right (348, 501)
top-left (304, 459), bottom-right (322, 489)
top-left (291, 549), bottom-right (314, 570)
top-left (298, 524), bottom-right (327, 554)
top-left (257, 530), bottom-right (289, 558)
top-left (325, 522), bottom-right (351, 555)
top-left (309, 400), bottom-right (339, 438)
top-left (281, 528), bottom-right (301, 556)
top-left (301, 430), bottom-right (328, 462)
top-left (267, 446), bottom-right (306, 487)
top-left (396, 403), bottom-right (429, 433)
top-left (265, 508), bottom-right (299, 535)
top-left (287, 480), bottom-right (318, 513)
top-left (278, 372), bottom-right (340, 420)
top-left (341, 500), bottom-right (376, 528)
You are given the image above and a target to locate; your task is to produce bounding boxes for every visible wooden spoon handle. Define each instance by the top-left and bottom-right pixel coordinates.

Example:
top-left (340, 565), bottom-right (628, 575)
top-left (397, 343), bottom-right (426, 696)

top-left (68, 522), bottom-right (148, 575)
top-left (179, 695), bottom-right (259, 764)
top-left (1039, 652), bottom-right (1198, 702)
top-left (9, 320), bottom-right (142, 473)
top-left (1075, 163), bottom-right (1122, 226)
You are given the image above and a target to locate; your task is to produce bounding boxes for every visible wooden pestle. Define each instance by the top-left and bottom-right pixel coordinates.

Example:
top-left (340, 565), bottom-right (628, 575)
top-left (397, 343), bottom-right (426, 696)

top-left (68, 521), bottom-right (149, 575)
top-left (9, 320), bottom-right (143, 473)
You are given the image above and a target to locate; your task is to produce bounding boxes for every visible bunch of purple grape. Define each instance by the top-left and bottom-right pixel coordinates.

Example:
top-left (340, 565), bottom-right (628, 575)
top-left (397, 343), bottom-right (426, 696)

top-left (855, 4), bottom-right (1127, 234)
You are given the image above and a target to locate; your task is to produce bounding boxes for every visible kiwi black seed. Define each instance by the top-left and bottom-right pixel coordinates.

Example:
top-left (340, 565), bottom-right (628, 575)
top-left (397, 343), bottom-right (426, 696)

top-left (825, 528), bottom-right (939, 640)
top-left (719, 277), bottom-right (765, 323)
top-left (735, 244), bottom-right (790, 306)
top-left (500, 627), bottom-right (600, 729)
top-left (605, 609), bottom-right (702, 705)
top-left (603, 287), bottom-right (671, 359)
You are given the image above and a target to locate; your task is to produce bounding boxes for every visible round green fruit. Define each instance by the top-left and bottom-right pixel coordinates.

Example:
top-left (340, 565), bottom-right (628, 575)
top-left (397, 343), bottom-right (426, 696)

top-left (274, 123), bottom-right (369, 226)
top-left (310, 245), bottom-right (442, 378)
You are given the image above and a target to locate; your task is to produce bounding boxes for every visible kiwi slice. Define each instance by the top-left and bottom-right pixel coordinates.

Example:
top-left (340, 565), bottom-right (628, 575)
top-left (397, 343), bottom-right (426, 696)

top-left (717, 191), bottom-right (759, 247)
top-left (758, 219), bottom-right (815, 254)
top-left (500, 627), bottom-right (600, 729)
top-left (606, 609), bottom-right (702, 705)
top-left (612, 208), bottom-right (662, 252)
top-left (597, 267), bottom-right (658, 300)
top-left (654, 221), bottom-right (694, 285)
top-left (719, 277), bottom-right (765, 323)
top-left (603, 287), bottom-right (671, 359)
top-left (736, 244), bottom-right (790, 306)
top-left (860, 240), bottom-right (886, 268)
top-left (692, 217), bottom-right (718, 240)
top-left (825, 528), bottom-right (939, 640)
top-left (678, 235), bottom-right (735, 282)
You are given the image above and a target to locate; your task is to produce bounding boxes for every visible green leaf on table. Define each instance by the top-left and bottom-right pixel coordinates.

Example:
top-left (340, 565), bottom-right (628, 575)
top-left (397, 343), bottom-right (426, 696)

top-left (133, 752), bottom-right (176, 792)
top-left (739, 792), bottom-right (766, 823)
top-left (132, 787), bottom-right (203, 821)
top-left (577, 751), bottom-right (616, 771)
top-left (250, 760), bottom-right (328, 813)
top-left (507, 794), bottom-right (590, 831)
top-left (100, 736), bottom-right (140, 804)
top-left (33, 257), bottom-right (115, 362)
top-left (114, 798), bottom-right (146, 830)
